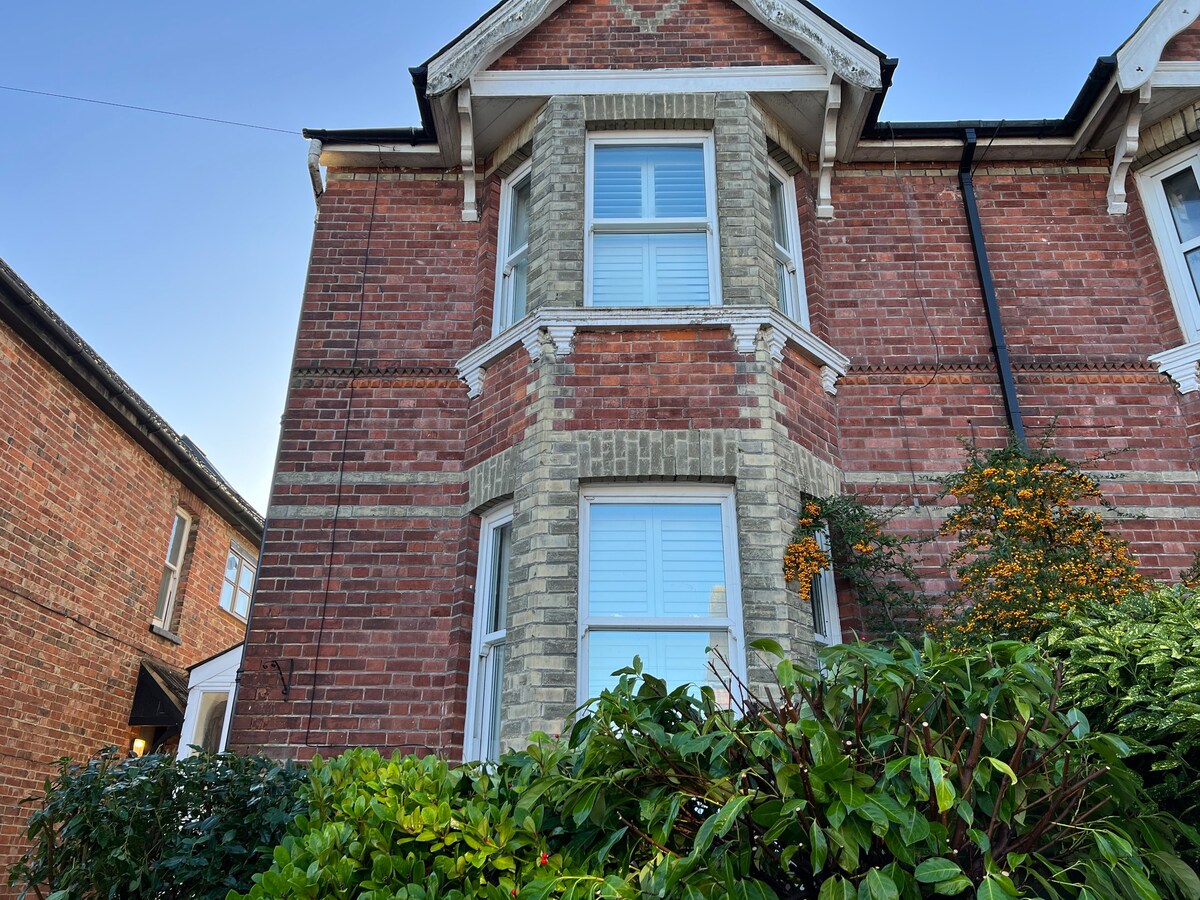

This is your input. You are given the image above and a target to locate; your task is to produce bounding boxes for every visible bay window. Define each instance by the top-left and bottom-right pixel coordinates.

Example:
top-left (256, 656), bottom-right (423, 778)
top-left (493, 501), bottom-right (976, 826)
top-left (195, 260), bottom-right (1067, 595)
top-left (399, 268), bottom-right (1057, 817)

top-left (586, 134), bottom-right (720, 308)
top-left (579, 485), bottom-right (744, 704)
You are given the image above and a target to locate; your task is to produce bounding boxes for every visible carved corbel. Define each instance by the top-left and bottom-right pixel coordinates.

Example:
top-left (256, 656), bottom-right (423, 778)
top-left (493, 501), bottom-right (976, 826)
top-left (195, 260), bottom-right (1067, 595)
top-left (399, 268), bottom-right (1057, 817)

top-left (820, 365), bottom-right (841, 396)
top-left (764, 325), bottom-right (788, 361)
top-left (463, 367), bottom-right (486, 398)
top-left (520, 328), bottom-right (544, 361)
top-left (1108, 83), bottom-right (1153, 215)
top-left (729, 322), bottom-right (761, 354)
top-left (458, 86), bottom-right (479, 222)
top-left (546, 324), bottom-right (576, 357)
top-left (817, 80), bottom-right (842, 219)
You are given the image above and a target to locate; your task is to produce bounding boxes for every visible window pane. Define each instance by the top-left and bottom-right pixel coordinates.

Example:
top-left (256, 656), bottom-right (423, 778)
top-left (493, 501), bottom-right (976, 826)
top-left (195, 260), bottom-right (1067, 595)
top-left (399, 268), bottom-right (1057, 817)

top-left (486, 644), bottom-right (505, 760)
top-left (508, 249), bottom-right (528, 323)
top-left (1186, 247), bottom-right (1200, 300)
top-left (587, 630), bottom-right (730, 702)
top-left (200, 696), bottom-right (229, 753)
top-left (588, 503), bottom-right (725, 619)
top-left (238, 562), bottom-right (254, 592)
top-left (509, 175), bottom-right (531, 250)
top-left (166, 514), bottom-right (189, 566)
top-left (1164, 167), bottom-right (1200, 244)
top-left (769, 176), bottom-right (790, 250)
top-left (489, 523), bottom-right (512, 633)
top-left (224, 552), bottom-right (239, 584)
top-left (594, 145), bottom-right (706, 219)
top-left (235, 589), bottom-right (251, 617)
top-left (811, 575), bottom-right (829, 640)
top-left (154, 569), bottom-right (175, 621)
top-left (592, 233), bottom-right (709, 307)
top-left (219, 581), bottom-right (235, 611)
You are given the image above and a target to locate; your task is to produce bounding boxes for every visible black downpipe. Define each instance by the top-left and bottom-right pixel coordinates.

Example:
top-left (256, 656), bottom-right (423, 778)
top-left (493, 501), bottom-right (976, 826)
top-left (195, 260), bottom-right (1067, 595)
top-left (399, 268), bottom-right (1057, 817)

top-left (958, 128), bottom-right (1026, 444)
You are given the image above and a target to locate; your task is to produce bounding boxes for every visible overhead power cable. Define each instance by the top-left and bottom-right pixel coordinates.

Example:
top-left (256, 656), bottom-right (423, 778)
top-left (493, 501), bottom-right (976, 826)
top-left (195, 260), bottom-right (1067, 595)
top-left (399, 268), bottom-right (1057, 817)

top-left (0, 83), bottom-right (300, 135)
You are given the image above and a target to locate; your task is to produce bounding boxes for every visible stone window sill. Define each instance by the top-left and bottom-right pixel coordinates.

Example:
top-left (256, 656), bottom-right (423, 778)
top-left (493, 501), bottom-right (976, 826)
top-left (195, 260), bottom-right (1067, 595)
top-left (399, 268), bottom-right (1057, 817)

top-left (456, 306), bottom-right (850, 398)
top-left (149, 623), bottom-right (183, 645)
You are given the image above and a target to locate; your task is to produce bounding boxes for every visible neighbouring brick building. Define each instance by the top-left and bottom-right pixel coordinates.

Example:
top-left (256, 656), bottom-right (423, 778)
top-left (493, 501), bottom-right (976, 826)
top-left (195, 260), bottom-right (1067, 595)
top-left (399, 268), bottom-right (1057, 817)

top-left (0, 259), bottom-right (263, 875)
top-left (231, 0), bottom-right (1200, 764)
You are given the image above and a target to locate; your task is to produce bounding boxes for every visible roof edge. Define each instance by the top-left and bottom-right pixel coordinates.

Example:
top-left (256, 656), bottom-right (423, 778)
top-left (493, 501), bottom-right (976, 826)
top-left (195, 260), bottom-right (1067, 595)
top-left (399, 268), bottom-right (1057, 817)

top-left (0, 258), bottom-right (264, 545)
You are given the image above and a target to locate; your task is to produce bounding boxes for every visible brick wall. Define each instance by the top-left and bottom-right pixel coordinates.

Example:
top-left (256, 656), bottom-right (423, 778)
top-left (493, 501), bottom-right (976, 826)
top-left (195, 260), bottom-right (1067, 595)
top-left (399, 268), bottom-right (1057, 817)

top-left (0, 322), bottom-right (252, 883)
top-left (491, 0), bottom-right (809, 71)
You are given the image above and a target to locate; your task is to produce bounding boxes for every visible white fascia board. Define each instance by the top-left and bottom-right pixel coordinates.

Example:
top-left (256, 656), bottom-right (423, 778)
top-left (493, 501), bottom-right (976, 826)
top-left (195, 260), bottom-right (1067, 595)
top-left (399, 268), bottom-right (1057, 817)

top-left (728, 0), bottom-right (882, 90)
top-left (1117, 0), bottom-right (1200, 93)
top-left (1151, 61), bottom-right (1200, 88)
top-left (319, 143), bottom-right (447, 169)
top-left (470, 65), bottom-right (831, 98)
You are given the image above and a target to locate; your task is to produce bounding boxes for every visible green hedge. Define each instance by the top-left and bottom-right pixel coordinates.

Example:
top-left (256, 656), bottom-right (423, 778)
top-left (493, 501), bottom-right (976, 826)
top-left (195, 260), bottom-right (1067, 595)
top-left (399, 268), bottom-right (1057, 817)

top-left (8, 748), bottom-right (304, 900)
top-left (1045, 585), bottom-right (1200, 850)
top-left (232, 640), bottom-right (1200, 900)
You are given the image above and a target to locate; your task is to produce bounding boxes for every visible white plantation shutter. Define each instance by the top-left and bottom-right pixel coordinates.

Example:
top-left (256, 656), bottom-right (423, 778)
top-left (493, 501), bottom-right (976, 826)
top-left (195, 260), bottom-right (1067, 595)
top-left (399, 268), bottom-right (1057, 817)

top-left (588, 138), bottom-right (716, 307)
top-left (587, 503), bottom-right (725, 618)
top-left (592, 233), bottom-right (710, 307)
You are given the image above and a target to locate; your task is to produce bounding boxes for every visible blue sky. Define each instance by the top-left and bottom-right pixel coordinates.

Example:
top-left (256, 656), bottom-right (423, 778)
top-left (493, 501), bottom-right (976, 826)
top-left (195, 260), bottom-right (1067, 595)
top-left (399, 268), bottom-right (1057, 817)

top-left (1, 0), bottom-right (1154, 512)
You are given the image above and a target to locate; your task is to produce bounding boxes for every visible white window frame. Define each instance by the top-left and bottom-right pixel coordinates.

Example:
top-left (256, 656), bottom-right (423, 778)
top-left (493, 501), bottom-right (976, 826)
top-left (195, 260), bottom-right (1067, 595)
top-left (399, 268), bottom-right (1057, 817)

top-left (153, 508), bottom-right (192, 630)
top-left (768, 159), bottom-right (810, 328)
top-left (178, 644), bottom-right (241, 759)
top-left (219, 545), bottom-right (256, 620)
top-left (493, 160), bottom-right (533, 335)
top-left (584, 131), bottom-right (722, 308)
top-left (810, 527), bottom-right (841, 647)
top-left (463, 503), bottom-right (513, 762)
top-left (577, 484), bottom-right (746, 705)
top-left (1136, 147), bottom-right (1200, 343)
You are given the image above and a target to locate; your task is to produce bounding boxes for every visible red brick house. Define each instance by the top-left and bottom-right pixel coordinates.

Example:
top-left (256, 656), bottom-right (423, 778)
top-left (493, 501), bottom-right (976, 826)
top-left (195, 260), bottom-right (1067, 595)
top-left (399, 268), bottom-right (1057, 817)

top-left (231, 0), bottom-right (1200, 764)
top-left (0, 259), bottom-right (263, 874)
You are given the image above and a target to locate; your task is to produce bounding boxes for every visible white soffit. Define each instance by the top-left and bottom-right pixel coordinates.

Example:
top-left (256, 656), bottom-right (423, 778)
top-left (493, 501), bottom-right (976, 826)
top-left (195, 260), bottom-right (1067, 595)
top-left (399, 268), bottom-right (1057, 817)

top-left (424, 0), bottom-right (883, 100)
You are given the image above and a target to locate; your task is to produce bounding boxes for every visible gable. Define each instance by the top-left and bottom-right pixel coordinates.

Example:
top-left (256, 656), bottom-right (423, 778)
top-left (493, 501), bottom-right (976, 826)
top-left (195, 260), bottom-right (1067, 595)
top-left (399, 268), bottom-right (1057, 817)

top-left (489, 0), bottom-right (811, 72)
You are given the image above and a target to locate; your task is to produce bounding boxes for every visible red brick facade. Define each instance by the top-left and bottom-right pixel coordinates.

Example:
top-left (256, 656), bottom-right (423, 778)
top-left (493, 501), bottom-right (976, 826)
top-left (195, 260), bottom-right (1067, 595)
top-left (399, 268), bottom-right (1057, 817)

top-left (0, 270), bottom-right (261, 883)
top-left (232, 0), bottom-right (1200, 763)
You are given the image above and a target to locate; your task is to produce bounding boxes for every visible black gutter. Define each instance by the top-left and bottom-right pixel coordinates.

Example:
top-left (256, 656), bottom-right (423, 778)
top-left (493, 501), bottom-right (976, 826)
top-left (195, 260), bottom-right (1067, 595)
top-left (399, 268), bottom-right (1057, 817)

top-left (957, 129), bottom-right (1026, 444)
top-left (0, 258), bottom-right (264, 544)
top-left (863, 57), bottom-right (1115, 142)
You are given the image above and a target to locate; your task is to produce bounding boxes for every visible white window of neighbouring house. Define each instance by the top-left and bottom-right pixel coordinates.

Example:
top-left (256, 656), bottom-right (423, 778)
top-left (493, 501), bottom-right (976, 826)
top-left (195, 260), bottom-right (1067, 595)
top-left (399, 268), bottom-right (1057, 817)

top-left (586, 133), bottom-right (720, 308)
top-left (153, 509), bottom-right (192, 629)
top-left (494, 161), bottom-right (532, 334)
top-left (220, 546), bottom-right (255, 619)
top-left (1138, 149), bottom-right (1200, 342)
top-left (579, 485), bottom-right (745, 704)
top-left (810, 528), bottom-right (841, 646)
top-left (464, 505), bottom-right (513, 761)
top-left (768, 160), bottom-right (809, 327)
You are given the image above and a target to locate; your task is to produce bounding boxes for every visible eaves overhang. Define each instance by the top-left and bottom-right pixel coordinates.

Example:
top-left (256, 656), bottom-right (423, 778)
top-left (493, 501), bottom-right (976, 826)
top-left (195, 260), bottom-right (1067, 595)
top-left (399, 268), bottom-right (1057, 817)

top-left (0, 258), bottom-right (264, 546)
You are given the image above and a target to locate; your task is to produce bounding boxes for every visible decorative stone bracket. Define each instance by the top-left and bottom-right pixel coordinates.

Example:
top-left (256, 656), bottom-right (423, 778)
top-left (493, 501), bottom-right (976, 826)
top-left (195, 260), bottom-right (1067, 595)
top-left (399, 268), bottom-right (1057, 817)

top-left (456, 307), bottom-right (851, 398)
top-left (1149, 339), bottom-right (1200, 393)
top-left (1108, 83), bottom-right (1152, 215)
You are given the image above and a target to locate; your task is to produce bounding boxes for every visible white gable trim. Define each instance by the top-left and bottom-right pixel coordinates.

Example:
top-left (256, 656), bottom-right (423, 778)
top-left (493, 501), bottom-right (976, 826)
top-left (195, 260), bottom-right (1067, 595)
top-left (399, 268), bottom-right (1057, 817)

top-left (1117, 0), bottom-right (1200, 92)
top-left (425, 0), bottom-right (882, 99)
